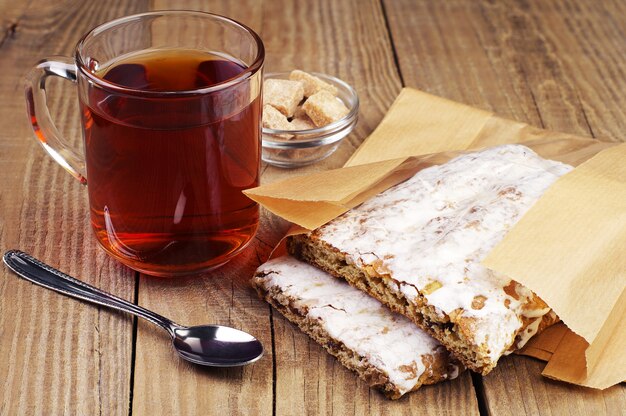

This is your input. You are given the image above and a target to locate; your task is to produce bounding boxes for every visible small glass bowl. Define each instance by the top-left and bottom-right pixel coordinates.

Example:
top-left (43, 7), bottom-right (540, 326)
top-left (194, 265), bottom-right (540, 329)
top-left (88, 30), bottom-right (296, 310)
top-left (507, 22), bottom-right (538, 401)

top-left (262, 72), bottom-right (359, 168)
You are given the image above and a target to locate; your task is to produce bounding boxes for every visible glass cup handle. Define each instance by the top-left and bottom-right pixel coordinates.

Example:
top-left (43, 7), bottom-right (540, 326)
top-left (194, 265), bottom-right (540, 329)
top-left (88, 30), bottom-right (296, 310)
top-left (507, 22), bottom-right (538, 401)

top-left (25, 57), bottom-right (87, 184)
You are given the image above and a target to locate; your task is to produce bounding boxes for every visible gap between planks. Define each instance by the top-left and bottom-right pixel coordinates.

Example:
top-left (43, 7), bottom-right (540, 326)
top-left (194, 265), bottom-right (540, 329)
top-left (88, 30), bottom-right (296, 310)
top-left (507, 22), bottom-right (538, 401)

top-left (379, 0), bottom-right (405, 87)
top-left (270, 305), bottom-right (277, 416)
top-left (127, 271), bottom-right (140, 416)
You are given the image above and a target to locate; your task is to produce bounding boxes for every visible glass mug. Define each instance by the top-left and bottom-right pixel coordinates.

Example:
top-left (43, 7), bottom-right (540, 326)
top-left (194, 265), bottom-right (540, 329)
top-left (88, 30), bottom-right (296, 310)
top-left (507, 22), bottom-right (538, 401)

top-left (25, 11), bottom-right (265, 276)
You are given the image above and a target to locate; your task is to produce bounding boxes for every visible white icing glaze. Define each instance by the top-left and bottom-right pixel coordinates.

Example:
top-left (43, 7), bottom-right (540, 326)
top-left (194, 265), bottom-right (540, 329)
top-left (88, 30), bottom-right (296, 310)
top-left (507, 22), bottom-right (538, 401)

top-left (255, 256), bottom-right (457, 395)
top-left (314, 144), bottom-right (573, 362)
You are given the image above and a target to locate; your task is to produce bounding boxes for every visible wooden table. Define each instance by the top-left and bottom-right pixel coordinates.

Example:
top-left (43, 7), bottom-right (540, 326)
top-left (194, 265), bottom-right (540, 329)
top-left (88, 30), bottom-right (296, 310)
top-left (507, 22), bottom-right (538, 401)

top-left (1, 1), bottom-right (624, 414)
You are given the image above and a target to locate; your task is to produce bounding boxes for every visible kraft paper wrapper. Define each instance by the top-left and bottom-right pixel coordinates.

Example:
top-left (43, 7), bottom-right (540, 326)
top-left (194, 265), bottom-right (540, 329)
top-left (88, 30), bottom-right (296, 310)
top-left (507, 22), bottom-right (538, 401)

top-left (245, 88), bottom-right (625, 388)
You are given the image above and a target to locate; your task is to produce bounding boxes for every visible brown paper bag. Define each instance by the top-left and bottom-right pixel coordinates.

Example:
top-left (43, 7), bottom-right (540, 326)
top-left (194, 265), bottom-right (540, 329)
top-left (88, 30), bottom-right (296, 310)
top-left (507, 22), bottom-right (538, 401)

top-left (245, 88), bottom-right (625, 389)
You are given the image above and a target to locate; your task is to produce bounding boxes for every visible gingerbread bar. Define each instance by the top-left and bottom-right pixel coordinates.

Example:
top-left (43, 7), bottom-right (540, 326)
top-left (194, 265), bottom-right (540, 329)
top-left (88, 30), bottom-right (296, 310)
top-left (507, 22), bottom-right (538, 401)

top-left (253, 256), bottom-right (462, 399)
top-left (288, 144), bottom-right (570, 375)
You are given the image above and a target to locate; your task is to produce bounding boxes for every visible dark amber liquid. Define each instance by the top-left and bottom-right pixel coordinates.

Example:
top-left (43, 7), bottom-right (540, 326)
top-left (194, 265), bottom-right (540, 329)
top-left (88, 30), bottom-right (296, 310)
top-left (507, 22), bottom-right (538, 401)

top-left (80, 50), bottom-right (260, 276)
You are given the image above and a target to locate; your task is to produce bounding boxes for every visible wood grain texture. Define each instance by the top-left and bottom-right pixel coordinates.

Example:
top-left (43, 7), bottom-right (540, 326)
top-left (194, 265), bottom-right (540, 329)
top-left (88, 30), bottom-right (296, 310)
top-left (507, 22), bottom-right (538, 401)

top-left (274, 315), bottom-right (479, 416)
top-left (132, 218), bottom-right (279, 416)
top-left (257, 0), bottom-right (404, 184)
top-left (0, 1), bottom-right (146, 415)
top-left (1, 0), bottom-right (624, 414)
top-left (384, 0), bottom-right (626, 142)
top-left (132, 1), bottom-right (477, 415)
top-left (256, 1), bottom-right (478, 413)
top-left (384, 0), bottom-right (626, 414)
top-left (131, 2), bottom-right (276, 416)
top-left (482, 356), bottom-right (626, 416)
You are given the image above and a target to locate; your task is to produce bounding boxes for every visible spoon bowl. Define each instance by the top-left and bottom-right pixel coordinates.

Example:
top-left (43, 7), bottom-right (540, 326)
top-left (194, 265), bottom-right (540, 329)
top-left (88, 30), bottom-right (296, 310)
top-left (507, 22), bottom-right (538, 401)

top-left (3, 250), bottom-right (264, 368)
top-left (173, 325), bottom-right (263, 367)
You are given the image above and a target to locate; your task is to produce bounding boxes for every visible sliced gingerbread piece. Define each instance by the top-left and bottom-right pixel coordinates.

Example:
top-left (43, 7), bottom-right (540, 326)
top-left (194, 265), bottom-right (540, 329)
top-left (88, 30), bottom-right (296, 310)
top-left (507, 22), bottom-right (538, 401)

top-left (253, 256), bottom-right (462, 399)
top-left (287, 144), bottom-right (571, 375)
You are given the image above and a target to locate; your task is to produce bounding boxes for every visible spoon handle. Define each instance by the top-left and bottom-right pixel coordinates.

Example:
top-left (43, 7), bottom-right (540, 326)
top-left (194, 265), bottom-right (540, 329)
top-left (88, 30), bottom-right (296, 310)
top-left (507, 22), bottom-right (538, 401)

top-left (3, 250), bottom-right (179, 336)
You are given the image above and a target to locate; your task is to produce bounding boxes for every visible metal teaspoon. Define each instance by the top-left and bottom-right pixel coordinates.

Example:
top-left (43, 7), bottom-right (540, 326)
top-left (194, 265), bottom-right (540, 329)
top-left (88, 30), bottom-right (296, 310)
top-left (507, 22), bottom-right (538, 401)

top-left (3, 250), bottom-right (263, 367)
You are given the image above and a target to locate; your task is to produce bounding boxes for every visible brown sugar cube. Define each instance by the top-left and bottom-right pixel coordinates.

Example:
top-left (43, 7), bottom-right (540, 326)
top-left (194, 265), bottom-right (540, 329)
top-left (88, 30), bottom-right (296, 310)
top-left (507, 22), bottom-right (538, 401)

top-left (293, 105), bottom-right (308, 119)
top-left (263, 79), bottom-right (304, 117)
top-left (263, 105), bottom-right (292, 130)
top-left (263, 105), bottom-right (293, 139)
top-left (290, 114), bottom-right (316, 130)
top-left (289, 70), bottom-right (338, 97)
top-left (302, 91), bottom-right (350, 127)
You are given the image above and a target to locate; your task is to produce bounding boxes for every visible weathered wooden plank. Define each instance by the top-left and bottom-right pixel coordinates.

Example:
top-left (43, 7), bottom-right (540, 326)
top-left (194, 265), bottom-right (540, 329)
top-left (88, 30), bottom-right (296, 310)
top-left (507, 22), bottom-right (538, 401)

top-left (263, 0), bottom-right (477, 413)
top-left (132, 214), bottom-right (281, 415)
top-left (499, 0), bottom-right (626, 141)
top-left (0, 1), bottom-right (146, 415)
top-left (384, 0), bottom-right (625, 414)
top-left (273, 313), bottom-right (478, 416)
top-left (130, 2), bottom-right (276, 416)
top-left (482, 355), bottom-right (626, 416)
top-left (382, 0), bottom-right (544, 125)
top-left (261, 0), bottom-right (476, 413)
top-left (257, 0), bottom-right (405, 184)
top-left (383, 0), bottom-right (625, 139)
top-left (4, 0), bottom-right (621, 414)
top-left (131, 1), bottom-right (478, 415)
top-left (384, 0), bottom-right (625, 141)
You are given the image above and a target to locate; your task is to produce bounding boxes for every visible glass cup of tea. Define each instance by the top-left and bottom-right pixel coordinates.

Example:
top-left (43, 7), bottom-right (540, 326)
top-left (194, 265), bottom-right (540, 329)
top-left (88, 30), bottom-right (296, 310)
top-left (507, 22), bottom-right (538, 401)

top-left (25, 11), bottom-right (264, 276)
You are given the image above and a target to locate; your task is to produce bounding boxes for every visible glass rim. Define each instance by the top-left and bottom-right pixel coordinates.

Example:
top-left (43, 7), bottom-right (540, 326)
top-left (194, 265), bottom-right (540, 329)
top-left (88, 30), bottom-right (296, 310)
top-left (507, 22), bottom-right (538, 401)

top-left (74, 10), bottom-right (265, 97)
